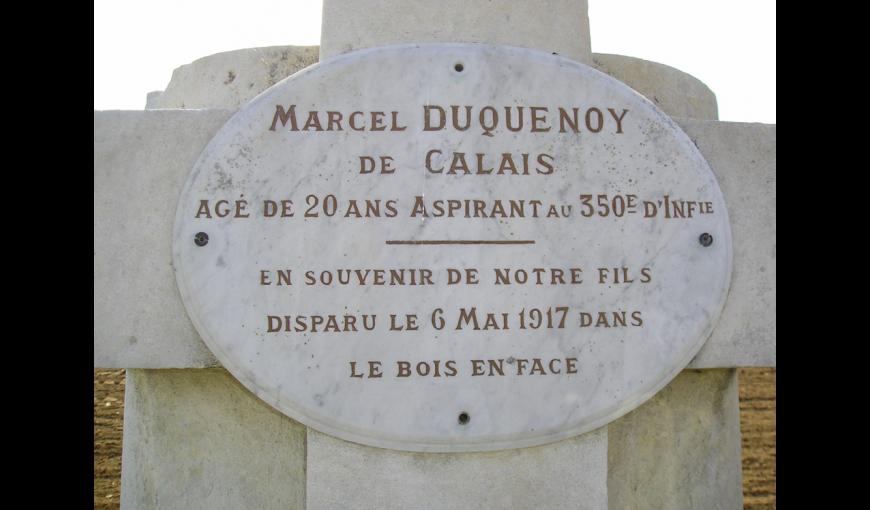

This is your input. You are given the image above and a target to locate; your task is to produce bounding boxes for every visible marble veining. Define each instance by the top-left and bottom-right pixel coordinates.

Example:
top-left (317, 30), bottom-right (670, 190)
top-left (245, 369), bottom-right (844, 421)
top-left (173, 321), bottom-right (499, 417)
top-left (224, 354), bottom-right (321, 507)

top-left (172, 44), bottom-right (732, 452)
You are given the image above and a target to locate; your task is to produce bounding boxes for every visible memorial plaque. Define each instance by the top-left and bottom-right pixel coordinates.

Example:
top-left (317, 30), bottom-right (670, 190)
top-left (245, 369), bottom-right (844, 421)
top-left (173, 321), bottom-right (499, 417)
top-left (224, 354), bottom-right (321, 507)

top-left (172, 44), bottom-right (732, 452)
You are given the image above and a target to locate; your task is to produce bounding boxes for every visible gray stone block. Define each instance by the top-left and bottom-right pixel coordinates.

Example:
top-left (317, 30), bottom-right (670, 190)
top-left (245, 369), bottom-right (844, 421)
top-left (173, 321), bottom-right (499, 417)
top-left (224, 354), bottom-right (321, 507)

top-left (592, 53), bottom-right (718, 120)
top-left (320, 0), bottom-right (592, 63)
top-left (680, 120), bottom-right (776, 368)
top-left (120, 369), bottom-right (307, 510)
top-left (116, 368), bottom-right (743, 510)
top-left (306, 426), bottom-right (607, 510)
top-left (149, 46), bottom-right (319, 110)
top-left (144, 48), bottom-right (718, 122)
top-left (608, 368), bottom-right (743, 510)
top-left (94, 110), bottom-right (229, 368)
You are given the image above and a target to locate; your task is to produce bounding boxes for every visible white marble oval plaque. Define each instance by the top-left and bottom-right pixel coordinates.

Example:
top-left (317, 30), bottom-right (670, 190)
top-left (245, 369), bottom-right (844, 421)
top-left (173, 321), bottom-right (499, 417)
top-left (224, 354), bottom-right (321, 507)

top-left (173, 44), bottom-right (732, 452)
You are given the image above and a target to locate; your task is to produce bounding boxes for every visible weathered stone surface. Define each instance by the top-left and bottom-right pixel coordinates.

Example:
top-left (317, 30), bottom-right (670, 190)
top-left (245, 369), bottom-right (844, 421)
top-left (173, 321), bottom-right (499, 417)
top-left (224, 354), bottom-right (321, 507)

top-left (113, 368), bottom-right (744, 510)
top-left (145, 91), bottom-right (163, 109)
top-left (306, 426), bottom-right (607, 510)
top-left (146, 48), bottom-right (717, 122)
top-left (681, 120), bottom-right (776, 368)
top-left (120, 369), bottom-right (306, 510)
top-left (592, 54), bottom-right (718, 120)
top-left (94, 110), bottom-right (229, 369)
top-left (113, 368), bottom-right (742, 510)
top-left (608, 369), bottom-right (743, 509)
top-left (149, 46), bottom-right (319, 110)
top-left (94, 111), bottom-right (774, 370)
top-left (320, 0), bottom-right (591, 64)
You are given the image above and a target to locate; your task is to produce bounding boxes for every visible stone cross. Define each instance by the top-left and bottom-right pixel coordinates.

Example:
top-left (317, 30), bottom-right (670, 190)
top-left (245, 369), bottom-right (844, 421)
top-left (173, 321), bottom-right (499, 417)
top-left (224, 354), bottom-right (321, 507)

top-left (94, 1), bottom-right (775, 508)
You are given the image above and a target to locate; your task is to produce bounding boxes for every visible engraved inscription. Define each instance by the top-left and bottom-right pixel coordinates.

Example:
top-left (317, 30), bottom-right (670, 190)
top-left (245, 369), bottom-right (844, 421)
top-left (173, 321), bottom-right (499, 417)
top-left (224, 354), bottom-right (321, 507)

top-left (173, 44), bottom-right (732, 452)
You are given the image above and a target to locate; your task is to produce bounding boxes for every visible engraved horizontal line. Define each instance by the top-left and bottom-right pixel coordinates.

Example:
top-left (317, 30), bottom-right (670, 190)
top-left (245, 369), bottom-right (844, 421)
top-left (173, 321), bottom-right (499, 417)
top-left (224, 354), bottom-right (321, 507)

top-left (385, 240), bottom-right (535, 245)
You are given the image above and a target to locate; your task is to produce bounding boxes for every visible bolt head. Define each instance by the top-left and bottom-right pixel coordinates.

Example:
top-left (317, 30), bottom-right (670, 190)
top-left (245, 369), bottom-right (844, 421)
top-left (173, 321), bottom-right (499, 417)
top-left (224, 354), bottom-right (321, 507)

top-left (194, 232), bottom-right (209, 247)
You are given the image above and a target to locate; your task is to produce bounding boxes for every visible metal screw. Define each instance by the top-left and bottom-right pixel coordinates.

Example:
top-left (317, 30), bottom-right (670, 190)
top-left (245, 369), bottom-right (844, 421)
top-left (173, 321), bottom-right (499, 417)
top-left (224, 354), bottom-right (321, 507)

top-left (458, 412), bottom-right (470, 425)
top-left (699, 233), bottom-right (713, 247)
top-left (194, 232), bottom-right (209, 247)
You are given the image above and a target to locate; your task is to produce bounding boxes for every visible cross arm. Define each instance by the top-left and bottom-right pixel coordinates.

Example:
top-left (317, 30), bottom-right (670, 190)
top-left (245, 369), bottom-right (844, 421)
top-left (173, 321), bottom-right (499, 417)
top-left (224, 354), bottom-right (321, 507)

top-left (94, 111), bottom-right (775, 369)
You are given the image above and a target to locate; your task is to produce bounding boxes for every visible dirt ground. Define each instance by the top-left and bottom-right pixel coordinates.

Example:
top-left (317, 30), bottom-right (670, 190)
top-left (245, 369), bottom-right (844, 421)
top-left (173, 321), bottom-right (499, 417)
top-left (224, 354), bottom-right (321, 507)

top-left (738, 368), bottom-right (777, 509)
top-left (94, 369), bottom-right (125, 510)
top-left (94, 368), bottom-right (775, 510)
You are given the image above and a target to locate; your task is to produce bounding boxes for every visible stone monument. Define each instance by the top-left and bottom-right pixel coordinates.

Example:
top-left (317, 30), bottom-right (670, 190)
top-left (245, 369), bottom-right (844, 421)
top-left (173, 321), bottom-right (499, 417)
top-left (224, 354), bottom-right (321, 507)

top-left (94, 1), bottom-right (775, 508)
